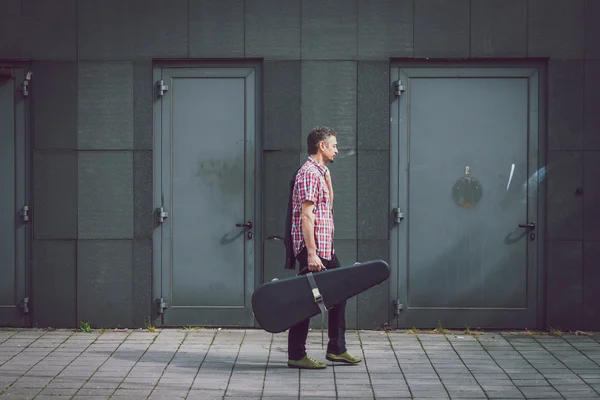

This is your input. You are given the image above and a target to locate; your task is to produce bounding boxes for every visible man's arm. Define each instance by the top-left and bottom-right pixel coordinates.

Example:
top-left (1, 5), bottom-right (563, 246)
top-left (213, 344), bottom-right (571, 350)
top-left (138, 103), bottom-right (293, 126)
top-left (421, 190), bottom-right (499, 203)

top-left (301, 200), bottom-right (325, 271)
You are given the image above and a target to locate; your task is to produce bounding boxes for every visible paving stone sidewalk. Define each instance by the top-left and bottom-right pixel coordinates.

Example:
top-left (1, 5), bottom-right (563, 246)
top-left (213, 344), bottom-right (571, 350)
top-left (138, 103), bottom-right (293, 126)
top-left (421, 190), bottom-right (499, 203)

top-left (1, 328), bottom-right (599, 399)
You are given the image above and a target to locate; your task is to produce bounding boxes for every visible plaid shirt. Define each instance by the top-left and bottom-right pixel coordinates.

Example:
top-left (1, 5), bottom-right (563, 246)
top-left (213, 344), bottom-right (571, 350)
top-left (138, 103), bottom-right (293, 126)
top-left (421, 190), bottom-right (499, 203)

top-left (291, 157), bottom-right (335, 260)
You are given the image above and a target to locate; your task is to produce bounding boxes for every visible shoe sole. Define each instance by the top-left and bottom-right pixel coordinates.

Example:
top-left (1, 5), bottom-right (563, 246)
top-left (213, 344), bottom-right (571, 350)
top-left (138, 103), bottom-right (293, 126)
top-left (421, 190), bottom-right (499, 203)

top-left (287, 363), bottom-right (327, 369)
top-left (325, 355), bottom-right (361, 364)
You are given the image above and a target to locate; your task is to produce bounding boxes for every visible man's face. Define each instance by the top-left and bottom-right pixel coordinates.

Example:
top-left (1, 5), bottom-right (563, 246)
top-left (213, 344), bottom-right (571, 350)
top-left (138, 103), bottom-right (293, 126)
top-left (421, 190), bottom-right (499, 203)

top-left (320, 136), bottom-right (338, 163)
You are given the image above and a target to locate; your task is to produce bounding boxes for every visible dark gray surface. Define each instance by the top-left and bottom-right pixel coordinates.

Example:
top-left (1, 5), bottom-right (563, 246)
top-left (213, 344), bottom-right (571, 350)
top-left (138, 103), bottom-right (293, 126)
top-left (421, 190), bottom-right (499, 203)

top-left (133, 238), bottom-right (152, 328)
top-left (357, 240), bottom-right (390, 329)
top-left (0, 0), bottom-right (21, 58)
top-left (263, 62), bottom-right (301, 150)
top-left (130, 0), bottom-right (188, 59)
top-left (358, 150), bottom-right (389, 240)
top-left (133, 61), bottom-right (153, 150)
top-left (1, 329), bottom-right (599, 399)
top-left (329, 152), bottom-right (357, 240)
top-left (584, 152), bottom-right (600, 241)
top-left (0, 78), bottom-right (17, 317)
top-left (77, 62), bottom-right (133, 150)
top-left (470, 0), bottom-right (527, 57)
top-left (547, 241), bottom-right (583, 330)
top-left (263, 150), bottom-right (300, 238)
top-left (358, 0), bottom-right (413, 59)
top-left (586, 0), bottom-right (600, 58)
top-left (583, 242), bottom-right (600, 331)
top-left (78, 151), bottom-right (134, 239)
top-left (77, 240), bottom-right (133, 328)
top-left (301, 0), bottom-right (357, 60)
top-left (21, 0), bottom-right (77, 60)
top-left (31, 240), bottom-right (76, 328)
top-left (33, 152), bottom-right (78, 239)
top-left (246, 0), bottom-right (300, 60)
top-left (584, 60), bottom-right (600, 150)
top-left (414, 0), bottom-right (470, 58)
top-left (547, 151), bottom-right (583, 241)
top-left (301, 61), bottom-right (357, 150)
top-left (133, 151), bottom-right (153, 240)
top-left (32, 62), bottom-right (78, 150)
top-left (548, 60), bottom-right (584, 151)
top-left (528, 0), bottom-right (585, 58)
top-left (189, 0), bottom-right (244, 58)
top-left (357, 61), bottom-right (389, 150)
top-left (77, 0), bottom-right (133, 60)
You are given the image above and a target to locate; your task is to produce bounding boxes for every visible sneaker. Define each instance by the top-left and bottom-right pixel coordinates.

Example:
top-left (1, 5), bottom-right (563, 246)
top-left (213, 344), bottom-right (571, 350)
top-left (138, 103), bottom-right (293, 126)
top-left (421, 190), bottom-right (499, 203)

top-left (287, 354), bottom-right (327, 369)
top-left (326, 351), bottom-right (362, 364)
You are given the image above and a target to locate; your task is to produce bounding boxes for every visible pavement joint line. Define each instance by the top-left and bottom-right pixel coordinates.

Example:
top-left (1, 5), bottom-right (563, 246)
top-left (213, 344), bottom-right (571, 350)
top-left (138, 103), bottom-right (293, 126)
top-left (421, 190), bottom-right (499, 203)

top-left (185, 329), bottom-right (218, 400)
top-left (386, 331), bottom-right (413, 399)
top-left (414, 334), bottom-right (452, 399)
top-left (0, 329), bottom-right (50, 396)
top-left (222, 329), bottom-right (247, 399)
top-left (442, 333), bottom-right (489, 399)
top-left (145, 330), bottom-right (189, 399)
top-left (65, 329), bottom-right (134, 399)
top-left (0, 329), bottom-right (45, 369)
top-left (474, 334), bottom-right (528, 399)
top-left (532, 335), bottom-right (600, 397)
top-left (499, 333), bottom-right (566, 399)
top-left (31, 329), bottom-right (97, 400)
top-left (0, 329), bottom-right (19, 346)
top-left (258, 333), bottom-right (274, 400)
top-left (355, 331), bottom-right (371, 400)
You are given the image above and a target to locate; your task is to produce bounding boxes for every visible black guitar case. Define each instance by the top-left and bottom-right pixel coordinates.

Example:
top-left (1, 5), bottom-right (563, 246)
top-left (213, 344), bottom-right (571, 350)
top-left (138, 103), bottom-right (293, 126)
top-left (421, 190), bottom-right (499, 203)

top-left (252, 260), bottom-right (390, 333)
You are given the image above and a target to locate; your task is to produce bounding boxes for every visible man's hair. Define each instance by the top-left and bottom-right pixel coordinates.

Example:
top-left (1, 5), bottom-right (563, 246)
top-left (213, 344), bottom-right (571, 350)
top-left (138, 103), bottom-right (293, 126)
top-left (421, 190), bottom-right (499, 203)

top-left (307, 126), bottom-right (337, 155)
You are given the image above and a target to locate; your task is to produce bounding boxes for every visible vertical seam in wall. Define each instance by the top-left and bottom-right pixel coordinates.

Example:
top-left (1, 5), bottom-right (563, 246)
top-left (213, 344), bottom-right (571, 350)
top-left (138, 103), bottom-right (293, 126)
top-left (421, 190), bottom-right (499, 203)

top-left (187, 0), bottom-right (190, 58)
top-left (299, 0), bottom-right (303, 151)
top-left (526, 0), bottom-right (529, 57)
top-left (75, 59), bottom-right (80, 328)
top-left (468, 0), bottom-right (472, 58)
top-left (243, 0), bottom-right (246, 58)
top-left (412, 0), bottom-right (416, 56)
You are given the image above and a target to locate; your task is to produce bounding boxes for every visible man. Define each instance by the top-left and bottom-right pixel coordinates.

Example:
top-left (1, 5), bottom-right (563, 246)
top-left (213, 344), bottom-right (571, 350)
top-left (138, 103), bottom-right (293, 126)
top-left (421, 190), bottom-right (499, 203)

top-left (287, 126), bottom-right (362, 369)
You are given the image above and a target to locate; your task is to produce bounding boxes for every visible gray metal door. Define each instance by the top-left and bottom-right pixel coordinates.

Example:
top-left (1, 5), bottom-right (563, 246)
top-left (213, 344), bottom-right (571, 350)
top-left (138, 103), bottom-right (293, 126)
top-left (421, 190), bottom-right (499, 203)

top-left (153, 66), bottom-right (257, 327)
top-left (0, 67), bottom-right (30, 327)
top-left (390, 65), bottom-right (545, 330)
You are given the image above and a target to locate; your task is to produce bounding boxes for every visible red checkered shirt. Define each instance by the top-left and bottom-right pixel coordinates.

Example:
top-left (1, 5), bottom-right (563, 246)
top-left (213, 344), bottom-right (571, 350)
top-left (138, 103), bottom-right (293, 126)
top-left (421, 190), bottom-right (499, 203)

top-left (291, 157), bottom-right (335, 260)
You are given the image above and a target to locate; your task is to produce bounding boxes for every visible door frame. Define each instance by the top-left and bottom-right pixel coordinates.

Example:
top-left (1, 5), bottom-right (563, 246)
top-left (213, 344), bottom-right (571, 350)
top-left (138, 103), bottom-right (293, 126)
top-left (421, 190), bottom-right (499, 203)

top-left (389, 59), bottom-right (548, 330)
top-left (151, 59), bottom-right (263, 327)
top-left (0, 61), bottom-right (33, 327)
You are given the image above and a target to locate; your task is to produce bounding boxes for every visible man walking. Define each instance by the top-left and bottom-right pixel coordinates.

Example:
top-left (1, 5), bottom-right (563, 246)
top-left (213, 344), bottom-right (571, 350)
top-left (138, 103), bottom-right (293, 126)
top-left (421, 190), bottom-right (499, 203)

top-left (287, 126), bottom-right (362, 369)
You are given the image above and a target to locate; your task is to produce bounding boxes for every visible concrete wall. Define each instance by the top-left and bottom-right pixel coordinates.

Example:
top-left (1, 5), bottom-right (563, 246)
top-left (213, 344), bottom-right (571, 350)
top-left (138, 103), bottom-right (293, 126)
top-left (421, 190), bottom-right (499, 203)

top-left (1, 0), bottom-right (598, 331)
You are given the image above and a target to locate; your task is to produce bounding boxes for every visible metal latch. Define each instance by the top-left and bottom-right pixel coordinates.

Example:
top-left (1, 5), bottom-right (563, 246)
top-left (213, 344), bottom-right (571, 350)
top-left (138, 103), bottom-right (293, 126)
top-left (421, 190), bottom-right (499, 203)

top-left (312, 288), bottom-right (322, 303)
top-left (22, 297), bottom-right (30, 314)
top-left (393, 299), bottom-right (404, 315)
top-left (393, 80), bottom-right (405, 96)
top-left (156, 207), bottom-right (168, 224)
top-left (156, 79), bottom-right (169, 97)
top-left (156, 298), bottom-right (167, 314)
top-left (19, 205), bottom-right (30, 222)
top-left (392, 208), bottom-right (404, 224)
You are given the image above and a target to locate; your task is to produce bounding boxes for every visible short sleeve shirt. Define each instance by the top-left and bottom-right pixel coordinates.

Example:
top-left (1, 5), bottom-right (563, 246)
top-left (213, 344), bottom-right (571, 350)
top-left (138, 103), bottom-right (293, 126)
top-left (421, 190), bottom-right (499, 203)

top-left (291, 157), bottom-right (335, 260)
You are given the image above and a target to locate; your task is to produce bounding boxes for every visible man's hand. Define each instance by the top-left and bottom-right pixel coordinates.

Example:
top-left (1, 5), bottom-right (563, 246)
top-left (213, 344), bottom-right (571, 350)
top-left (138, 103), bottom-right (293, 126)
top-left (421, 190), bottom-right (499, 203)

top-left (308, 251), bottom-right (325, 272)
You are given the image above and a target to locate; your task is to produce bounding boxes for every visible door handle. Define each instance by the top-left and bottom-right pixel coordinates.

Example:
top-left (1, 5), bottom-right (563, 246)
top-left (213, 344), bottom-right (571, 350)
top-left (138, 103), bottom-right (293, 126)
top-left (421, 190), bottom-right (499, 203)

top-left (518, 222), bottom-right (535, 230)
top-left (236, 220), bottom-right (253, 229)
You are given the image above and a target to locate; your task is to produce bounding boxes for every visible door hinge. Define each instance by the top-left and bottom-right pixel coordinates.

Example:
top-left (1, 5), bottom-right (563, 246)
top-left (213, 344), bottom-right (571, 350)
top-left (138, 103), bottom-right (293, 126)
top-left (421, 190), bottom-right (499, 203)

top-left (156, 298), bottom-right (167, 314)
top-left (392, 207), bottom-right (405, 224)
top-left (21, 297), bottom-right (30, 314)
top-left (19, 205), bottom-right (30, 222)
top-left (20, 71), bottom-right (32, 97)
top-left (156, 206), bottom-right (168, 224)
top-left (156, 79), bottom-right (169, 97)
top-left (393, 80), bottom-right (405, 96)
top-left (392, 299), bottom-right (404, 315)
